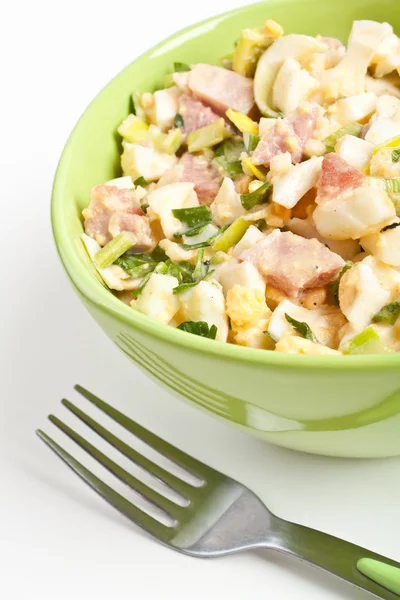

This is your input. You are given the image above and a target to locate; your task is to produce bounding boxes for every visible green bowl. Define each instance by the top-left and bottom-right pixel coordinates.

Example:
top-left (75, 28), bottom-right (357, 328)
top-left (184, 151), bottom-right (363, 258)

top-left (52, 0), bottom-right (400, 458)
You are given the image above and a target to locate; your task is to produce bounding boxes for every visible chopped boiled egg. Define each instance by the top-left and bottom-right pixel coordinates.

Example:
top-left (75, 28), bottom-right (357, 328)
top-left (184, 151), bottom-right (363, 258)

top-left (232, 225), bottom-right (265, 257)
top-left (121, 143), bottom-right (177, 181)
top-left (158, 239), bottom-right (197, 263)
top-left (132, 273), bottom-right (180, 324)
top-left (179, 280), bottom-right (228, 342)
top-left (319, 20), bottom-right (391, 102)
top-left (371, 32), bottom-right (400, 77)
top-left (150, 87), bottom-right (181, 131)
top-left (275, 335), bottom-right (341, 355)
top-left (272, 57), bottom-right (319, 115)
top-left (226, 285), bottom-right (272, 349)
top-left (361, 221), bottom-right (400, 267)
top-left (267, 299), bottom-right (345, 348)
top-left (364, 117), bottom-right (400, 146)
top-left (147, 182), bottom-right (199, 239)
top-left (258, 117), bottom-right (278, 137)
top-left (313, 186), bottom-right (395, 240)
top-left (332, 92), bottom-right (377, 124)
top-left (104, 175), bottom-right (134, 189)
top-left (211, 177), bottom-right (247, 226)
top-left (81, 234), bottom-right (141, 291)
top-left (338, 255), bottom-right (400, 330)
top-left (369, 147), bottom-right (400, 178)
top-left (335, 135), bottom-right (374, 171)
top-left (270, 156), bottom-right (323, 209)
top-left (215, 260), bottom-right (265, 295)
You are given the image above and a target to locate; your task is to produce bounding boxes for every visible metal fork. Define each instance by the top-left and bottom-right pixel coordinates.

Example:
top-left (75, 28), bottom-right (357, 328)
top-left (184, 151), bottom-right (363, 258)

top-left (37, 385), bottom-right (400, 599)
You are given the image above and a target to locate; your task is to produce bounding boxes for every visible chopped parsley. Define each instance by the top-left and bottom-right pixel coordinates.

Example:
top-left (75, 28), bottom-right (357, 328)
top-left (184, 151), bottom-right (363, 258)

top-left (330, 261), bottom-right (353, 304)
top-left (177, 321), bottom-right (218, 339)
top-left (174, 113), bottom-right (184, 129)
top-left (133, 176), bottom-right (149, 187)
top-left (285, 314), bottom-right (318, 343)
top-left (174, 62), bottom-right (191, 72)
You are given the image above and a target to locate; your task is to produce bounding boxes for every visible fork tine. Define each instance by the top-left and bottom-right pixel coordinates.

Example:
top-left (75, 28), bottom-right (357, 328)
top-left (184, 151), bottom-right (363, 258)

top-left (47, 415), bottom-right (185, 521)
top-left (36, 429), bottom-right (176, 543)
top-left (75, 385), bottom-right (219, 482)
top-left (62, 399), bottom-right (193, 500)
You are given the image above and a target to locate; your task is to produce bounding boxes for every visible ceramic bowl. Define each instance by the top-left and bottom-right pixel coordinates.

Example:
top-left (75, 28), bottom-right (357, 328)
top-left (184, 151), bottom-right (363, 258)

top-left (52, 0), bottom-right (400, 458)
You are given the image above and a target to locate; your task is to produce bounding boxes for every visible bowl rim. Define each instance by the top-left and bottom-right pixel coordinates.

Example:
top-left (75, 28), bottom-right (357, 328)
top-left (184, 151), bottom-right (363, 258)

top-left (51, 0), bottom-right (400, 371)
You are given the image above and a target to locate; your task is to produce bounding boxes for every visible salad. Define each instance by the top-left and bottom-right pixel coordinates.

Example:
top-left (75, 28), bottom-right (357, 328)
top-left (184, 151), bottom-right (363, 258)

top-left (82, 18), bottom-right (400, 356)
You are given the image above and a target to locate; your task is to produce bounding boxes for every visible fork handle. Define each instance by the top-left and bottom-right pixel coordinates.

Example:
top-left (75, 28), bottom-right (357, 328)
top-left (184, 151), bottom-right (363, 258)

top-left (269, 517), bottom-right (400, 599)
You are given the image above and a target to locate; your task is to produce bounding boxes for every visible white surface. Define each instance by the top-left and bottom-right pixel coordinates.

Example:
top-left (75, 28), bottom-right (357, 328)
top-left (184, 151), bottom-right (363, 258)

top-left (1, 1), bottom-right (400, 598)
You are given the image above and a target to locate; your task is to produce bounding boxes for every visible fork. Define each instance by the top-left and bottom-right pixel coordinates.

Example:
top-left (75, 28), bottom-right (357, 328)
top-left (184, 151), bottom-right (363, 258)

top-left (37, 385), bottom-right (400, 599)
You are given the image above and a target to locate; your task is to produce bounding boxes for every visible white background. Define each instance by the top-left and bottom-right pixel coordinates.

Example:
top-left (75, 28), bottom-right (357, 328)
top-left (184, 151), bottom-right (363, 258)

top-left (1, 1), bottom-right (400, 598)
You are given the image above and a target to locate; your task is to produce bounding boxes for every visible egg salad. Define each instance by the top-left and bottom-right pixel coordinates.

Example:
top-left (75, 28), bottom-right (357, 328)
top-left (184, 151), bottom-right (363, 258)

top-left (81, 19), bottom-right (400, 355)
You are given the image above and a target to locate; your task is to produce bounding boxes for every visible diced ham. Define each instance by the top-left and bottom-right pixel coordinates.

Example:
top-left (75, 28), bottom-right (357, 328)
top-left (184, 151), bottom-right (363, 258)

top-left (108, 211), bottom-right (156, 253)
top-left (181, 153), bottom-right (222, 205)
top-left (83, 185), bottom-right (156, 251)
top-left (252, 104), bottom-right (320, 167)
top-left (316, 153), bottom-right (366, 205)
top-left (155, 153), bottom-right (222, 205)
top-left (187, 64), bottom-right (254, 116)
top-left (240, 230), bottom-right (345, 298)
top-left (179, 94), bottom-right (220, 134)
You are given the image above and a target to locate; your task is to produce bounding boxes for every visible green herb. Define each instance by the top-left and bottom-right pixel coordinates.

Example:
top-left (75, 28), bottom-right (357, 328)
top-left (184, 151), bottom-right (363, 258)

top-left (174, 62), bottom-right (191, 72)
top-left (173, 206), bottom-right (212, 238)
top-left (241, 181), bottom-right (272, 210)
top-left (134, 176), bottom-right (148, 187)
top-left (212, 218), bottom-right (252, 252)
top-left (180, 241), bottom-right (212, 250)
top-left (263, 331), bottom-right (277, 343)
top-left (151, 245), bottom-right (169, 263)
top-left (392, 149), bottom-right (400, 163)
top-left (285, 314), bottom-right (318, 343)
top-left (177, 321), bottom-right (218, 339)
top-left (342, 326), bottom-right (394, 355)
top-left (214, 139), bottom-right (245, 176)
top-left (323, 122), bottom-right (363, 153)
top-left (174, 113), bottom-right (184, 129)
top-left (95, 232), bottom-right (136, 269)
top-left (173, 281), bottom-right (199, 294)
top-left (381, 222), bottom-right (400, 232)
top-left (131, 91), bottom-right (146, 119)
top-left (187, 118), bottom-right (229, 152)
top-left (114, 254), bottom-right (157, 279)
top-left (154, 262), bottom-right (168, 275)
top-left (214, 156), bottom-right (243, 176)
top-left (247, 134), bottom-right (260, 154)
top-left (193, 248), bottom-right (206, 281)
top-left (131, 272), bottom-right (153, 299)
top-left (163, 73), bottom-right (175, 89)
top-left (179, 225), bottom-right (229, 250)
top-left (176, 223), bottom-right (209, 238)
top-left (330, 261), bottom-right (353, 305)
top-left (173, 261), bottom-right (195, 282)
top-left (172, 206), bottom-right (212, 228)
top-left (372, 301), bottom-right (400, 326)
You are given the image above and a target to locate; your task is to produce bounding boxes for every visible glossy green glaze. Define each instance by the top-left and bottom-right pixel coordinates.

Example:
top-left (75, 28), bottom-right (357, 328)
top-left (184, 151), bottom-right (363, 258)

top-left (52, 0), bottom-right (400, 457)
top-left (357, 559), bottom-right (400, 595)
